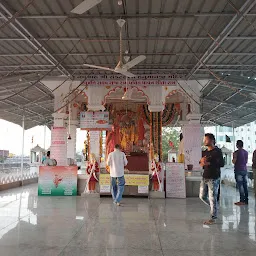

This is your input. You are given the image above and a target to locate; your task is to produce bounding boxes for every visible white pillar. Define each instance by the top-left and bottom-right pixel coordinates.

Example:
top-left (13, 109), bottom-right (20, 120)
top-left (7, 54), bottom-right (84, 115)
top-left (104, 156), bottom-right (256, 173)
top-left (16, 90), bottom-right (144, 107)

top-left (87, 85), bottom-right (106, 111)
top-left (232, 122), bottom-right (235, 152)
top-left (21, 115), bottom-right (25, 186)
top-left (43, 125), bottom-right (46, 150)
top-left (183, 113), bottom-right (203, 170)
top-left (52, 113), bottom-right (67, 127)
top-left (89, 131), bottom-right (100, 159)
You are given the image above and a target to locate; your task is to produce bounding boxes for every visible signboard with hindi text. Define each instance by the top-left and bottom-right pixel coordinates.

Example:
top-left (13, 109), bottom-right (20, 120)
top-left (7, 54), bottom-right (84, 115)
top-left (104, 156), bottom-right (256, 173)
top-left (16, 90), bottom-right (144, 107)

top-left (100, 174), bottom-right (149, 186)
top-left (80, 112), bottom-right (110, 130)
top-left (166, 163), bottom-right (186, 198)
top-left (75, 74), bottom-right (180, 85)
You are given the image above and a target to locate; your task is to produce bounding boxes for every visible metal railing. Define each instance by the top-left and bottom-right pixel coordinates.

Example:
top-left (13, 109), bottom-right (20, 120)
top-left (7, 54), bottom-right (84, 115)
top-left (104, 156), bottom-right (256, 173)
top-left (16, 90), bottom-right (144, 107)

top-left (0, 163), bottom-right (38, 185)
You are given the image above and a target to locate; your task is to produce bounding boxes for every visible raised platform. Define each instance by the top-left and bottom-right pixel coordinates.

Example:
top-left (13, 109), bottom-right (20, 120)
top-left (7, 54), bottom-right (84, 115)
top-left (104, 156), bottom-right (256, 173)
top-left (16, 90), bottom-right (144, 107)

top-left (185, 176), bottom-right (201, 197)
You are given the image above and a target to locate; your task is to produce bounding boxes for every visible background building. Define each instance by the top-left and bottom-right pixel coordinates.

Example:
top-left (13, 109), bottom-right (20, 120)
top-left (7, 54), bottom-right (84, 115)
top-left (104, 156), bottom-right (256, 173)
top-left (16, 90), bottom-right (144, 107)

top-left (204, 121), bottom-right (256, 165)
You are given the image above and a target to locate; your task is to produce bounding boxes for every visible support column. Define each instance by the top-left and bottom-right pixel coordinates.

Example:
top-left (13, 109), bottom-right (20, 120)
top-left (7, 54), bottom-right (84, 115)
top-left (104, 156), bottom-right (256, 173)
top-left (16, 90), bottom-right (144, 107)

top-left (147, 86), bottom-right (164, 161)
top-left (51, 107), bottom-right (68, 166)
top-left (87, 86), bottom-right (106, 111)
top-left (52, 113), bottom-right (67, 127)
top-left (21, 114), bottom-right (25, 186)
top-left (182, 113), bottom-right (202, 170)
top-left (67, 120), bottom-right (78, 161)
top-left (89, 131), bottom-right (100, 159)
top-left (150, 112), bottom-right (163, 161)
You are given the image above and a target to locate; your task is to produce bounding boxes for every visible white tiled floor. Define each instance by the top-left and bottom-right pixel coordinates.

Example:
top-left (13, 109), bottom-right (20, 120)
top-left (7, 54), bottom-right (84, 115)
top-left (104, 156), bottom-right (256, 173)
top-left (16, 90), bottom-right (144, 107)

top-left (0, 184), bottom-right (255, 256)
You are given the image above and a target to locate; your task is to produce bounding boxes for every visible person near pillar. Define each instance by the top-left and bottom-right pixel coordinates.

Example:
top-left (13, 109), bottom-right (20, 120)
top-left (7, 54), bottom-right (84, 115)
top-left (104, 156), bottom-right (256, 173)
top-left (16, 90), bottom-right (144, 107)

top-left (199, 133), bottom-right (224, 225)
top-left (233, 140), bottom-right (248, 205)
top-left (44, 151), bottom-right (53, 166)
top-left (252, 149), bottom-right (256, 198)
top-left (107, 144), bottom-right (128, 206)
top-left (85, 153), bottom-right (99, 193)
top-left (42, 152), bottom-right (46, 164)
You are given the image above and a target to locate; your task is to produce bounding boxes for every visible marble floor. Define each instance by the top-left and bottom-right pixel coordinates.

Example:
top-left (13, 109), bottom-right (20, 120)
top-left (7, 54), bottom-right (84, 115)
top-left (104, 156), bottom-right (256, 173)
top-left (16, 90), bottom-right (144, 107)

top-left (0, 184), bottom-right (255, 256)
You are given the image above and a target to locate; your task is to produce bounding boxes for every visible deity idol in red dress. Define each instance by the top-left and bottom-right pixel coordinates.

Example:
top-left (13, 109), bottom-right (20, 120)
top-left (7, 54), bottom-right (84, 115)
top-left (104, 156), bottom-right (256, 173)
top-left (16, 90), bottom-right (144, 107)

top-left (151, 154), bottom-right (162, 192)
top-left (86, 153), bottom-right (99, 193)
top-left (106, 124), bottom-right (120, 157)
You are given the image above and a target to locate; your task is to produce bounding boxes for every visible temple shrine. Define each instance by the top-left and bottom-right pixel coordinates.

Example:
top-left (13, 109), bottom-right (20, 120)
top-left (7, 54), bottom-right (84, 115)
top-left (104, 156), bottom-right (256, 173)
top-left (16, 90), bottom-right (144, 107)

top-left (42, 74), bottom-right (206, 197)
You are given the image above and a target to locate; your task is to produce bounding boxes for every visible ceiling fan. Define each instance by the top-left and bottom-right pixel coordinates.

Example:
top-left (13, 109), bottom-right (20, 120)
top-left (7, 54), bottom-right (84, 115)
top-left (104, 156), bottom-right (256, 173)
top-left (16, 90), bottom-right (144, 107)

top-left (83, 19), bottom-right (146, 77)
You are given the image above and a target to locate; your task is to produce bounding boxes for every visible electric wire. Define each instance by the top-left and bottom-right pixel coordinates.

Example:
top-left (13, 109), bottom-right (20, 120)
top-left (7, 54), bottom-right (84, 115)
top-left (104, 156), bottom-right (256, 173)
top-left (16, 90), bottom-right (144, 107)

top-left (0, 0), bottom-right (35, 31)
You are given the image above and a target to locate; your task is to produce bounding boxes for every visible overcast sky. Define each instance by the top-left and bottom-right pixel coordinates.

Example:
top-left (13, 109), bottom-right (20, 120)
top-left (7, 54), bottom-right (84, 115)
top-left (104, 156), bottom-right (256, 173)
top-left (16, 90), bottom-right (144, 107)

top-left (0, 119), bottom-right (86, 156)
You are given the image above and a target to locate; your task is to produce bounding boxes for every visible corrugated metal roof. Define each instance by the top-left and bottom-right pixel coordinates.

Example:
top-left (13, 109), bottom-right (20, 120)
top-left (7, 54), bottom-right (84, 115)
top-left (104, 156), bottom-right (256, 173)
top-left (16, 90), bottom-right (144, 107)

top-left (0, 0), bottom-right (255, 128)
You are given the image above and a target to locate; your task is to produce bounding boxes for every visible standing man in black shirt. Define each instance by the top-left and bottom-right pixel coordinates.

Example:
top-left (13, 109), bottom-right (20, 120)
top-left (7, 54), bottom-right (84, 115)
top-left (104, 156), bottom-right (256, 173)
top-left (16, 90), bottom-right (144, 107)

top-left (199, 133), bottom-right (224, 225)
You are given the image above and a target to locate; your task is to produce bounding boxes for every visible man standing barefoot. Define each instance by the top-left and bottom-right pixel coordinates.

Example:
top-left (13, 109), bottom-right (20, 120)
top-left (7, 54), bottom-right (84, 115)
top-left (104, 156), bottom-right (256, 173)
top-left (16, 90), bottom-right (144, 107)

top-left (199, 133), bottom-right (224, 225)
top-left (107, 144), bottom-right (128, 206)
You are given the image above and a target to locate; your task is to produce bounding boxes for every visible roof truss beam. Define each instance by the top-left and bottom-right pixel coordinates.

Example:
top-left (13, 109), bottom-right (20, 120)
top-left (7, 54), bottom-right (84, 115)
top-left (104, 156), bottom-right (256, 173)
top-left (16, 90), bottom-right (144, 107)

top-left (0, 68), bottom-right (253, 74)
top-left (0, 52), bottom-right (256, 58)
top-left (0, 52), bottom-right (255, 57)
top-left (2, 63), bottom-right (256, 67)
top-left (203, 98), bottom-right (256, 111)
top-left (187, 0), bottom-right (256, 79)
top-left (222, 112), bottom-right (256, 125)
top-left (0, 3), bottom-right (71, 77)
top-left (0, 12), bottom-right (255, 19)
top-left (1, 110), bottom-right (42, 125)
top-left (0, 36), bottom-right (255, 41)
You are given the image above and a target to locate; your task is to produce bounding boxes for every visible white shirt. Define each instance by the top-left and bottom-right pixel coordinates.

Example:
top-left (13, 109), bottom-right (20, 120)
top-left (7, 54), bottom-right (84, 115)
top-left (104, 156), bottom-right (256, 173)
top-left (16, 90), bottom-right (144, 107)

top-left (107, 149), bottom-right (128, 177)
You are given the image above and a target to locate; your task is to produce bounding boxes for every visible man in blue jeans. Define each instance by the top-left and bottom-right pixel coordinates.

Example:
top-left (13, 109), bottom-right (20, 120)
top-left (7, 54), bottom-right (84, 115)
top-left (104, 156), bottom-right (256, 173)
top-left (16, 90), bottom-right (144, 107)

top-left (199, 133), bottom-right (224, 225)
top-left (107, 144), bottom-right (128, 206)
top-left (233, 140), bottom-right (248, 206)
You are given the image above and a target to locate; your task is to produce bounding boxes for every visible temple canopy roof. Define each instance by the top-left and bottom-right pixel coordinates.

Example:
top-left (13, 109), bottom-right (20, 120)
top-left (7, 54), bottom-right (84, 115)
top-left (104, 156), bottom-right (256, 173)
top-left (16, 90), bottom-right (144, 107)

top-left (0, 0), bottom-right (256, 128)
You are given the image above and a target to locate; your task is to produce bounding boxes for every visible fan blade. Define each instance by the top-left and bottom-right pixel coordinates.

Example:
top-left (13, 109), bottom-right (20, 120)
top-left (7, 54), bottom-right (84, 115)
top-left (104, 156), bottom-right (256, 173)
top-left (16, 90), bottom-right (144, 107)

top-left (83, 64), bottom-right (115, 72)
top-left (71, 0), bottom-right (102, 14)
top-left (122, 55), bottom-right (146, 70)
top-left (116, 69), bottom-right (136, 78)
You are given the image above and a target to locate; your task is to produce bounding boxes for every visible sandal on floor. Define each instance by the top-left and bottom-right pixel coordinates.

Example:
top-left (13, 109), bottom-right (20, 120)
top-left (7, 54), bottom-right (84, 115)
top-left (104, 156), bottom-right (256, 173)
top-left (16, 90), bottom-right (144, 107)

top-left (203, 219), bottom-right (216, 225)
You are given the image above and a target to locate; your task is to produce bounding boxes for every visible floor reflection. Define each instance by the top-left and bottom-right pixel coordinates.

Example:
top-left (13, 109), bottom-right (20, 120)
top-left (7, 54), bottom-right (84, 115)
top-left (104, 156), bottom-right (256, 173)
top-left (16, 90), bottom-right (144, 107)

top-left (0, 184), bottom-right (255, 256)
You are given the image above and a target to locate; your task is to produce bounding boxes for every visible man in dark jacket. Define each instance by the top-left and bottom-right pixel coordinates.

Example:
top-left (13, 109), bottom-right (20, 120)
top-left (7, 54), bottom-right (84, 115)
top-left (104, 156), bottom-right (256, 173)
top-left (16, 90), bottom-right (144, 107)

top-left (233, 140), bottom-right (248, 205)
top-left (199, 133), bottom-right (224, 225)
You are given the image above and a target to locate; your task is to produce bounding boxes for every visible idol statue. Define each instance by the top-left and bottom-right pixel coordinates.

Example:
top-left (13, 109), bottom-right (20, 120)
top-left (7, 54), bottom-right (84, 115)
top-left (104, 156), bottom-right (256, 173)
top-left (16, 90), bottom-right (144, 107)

top-left (85, 153), bottom-right (99, 193)
top-left (106, 125), bottom-right (120, 157)
top-left (151, 153), bottom-right (162, 192)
